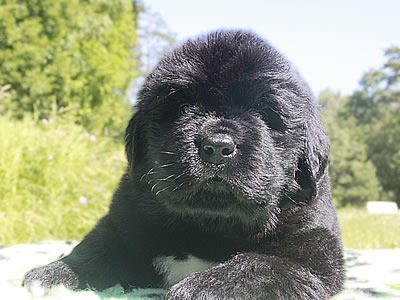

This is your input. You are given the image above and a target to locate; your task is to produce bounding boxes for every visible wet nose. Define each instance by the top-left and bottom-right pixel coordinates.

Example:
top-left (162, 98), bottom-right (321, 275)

top-left (199, 134), bottom-right (236, 165)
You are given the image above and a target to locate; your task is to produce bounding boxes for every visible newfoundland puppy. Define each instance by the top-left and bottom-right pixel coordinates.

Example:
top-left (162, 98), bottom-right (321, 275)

top-left (24, 30), bottom-right (344, 299)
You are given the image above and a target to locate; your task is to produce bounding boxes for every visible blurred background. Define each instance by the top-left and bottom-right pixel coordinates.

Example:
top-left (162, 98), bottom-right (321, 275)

top-left (0, 0), bottom-right (399, 250)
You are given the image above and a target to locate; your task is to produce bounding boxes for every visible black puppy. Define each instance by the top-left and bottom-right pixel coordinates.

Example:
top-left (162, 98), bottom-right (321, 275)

top-left (24, 30), bottom-right (344, 299)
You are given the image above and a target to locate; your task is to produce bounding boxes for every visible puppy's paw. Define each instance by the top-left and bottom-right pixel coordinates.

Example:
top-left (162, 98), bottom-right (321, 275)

top-left (23, 261), bottom-right (79, 296)
top-left (166, 271), bottom-right (242, 300)
top-left (167, 277), bottom-right (210, 300)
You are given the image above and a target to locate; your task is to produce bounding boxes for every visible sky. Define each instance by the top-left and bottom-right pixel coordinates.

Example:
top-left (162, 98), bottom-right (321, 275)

top-left (144, 0), bottom-right (400, 96)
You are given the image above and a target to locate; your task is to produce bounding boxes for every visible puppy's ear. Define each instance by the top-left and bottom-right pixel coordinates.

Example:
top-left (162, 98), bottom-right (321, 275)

top-left (304, 118), bottom-right (329, 182)
top-left (295, 116), bottom-right (329, 198)
top-left (125, 111), bottom-right (145, 169)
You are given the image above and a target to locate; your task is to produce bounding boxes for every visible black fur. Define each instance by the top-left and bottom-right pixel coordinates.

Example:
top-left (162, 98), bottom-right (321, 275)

top-left (23, 31), bottom-right (344, 299)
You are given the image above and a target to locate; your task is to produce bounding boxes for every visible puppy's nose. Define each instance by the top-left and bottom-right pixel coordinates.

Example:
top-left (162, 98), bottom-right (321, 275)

top-left (200, 134), bottom-right (236, 165)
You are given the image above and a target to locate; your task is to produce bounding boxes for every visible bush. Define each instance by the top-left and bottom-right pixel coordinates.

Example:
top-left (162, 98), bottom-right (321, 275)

top-left (0, 0), bottom-right (137, 138)
top-left (0, 116), bottom-right (126, 244)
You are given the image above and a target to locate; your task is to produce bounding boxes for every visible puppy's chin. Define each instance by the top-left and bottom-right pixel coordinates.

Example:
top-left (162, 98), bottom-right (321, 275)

top-left (178, 179), bottom-right (247, 211)
top-left (160, 178), bottom-right (281, 235)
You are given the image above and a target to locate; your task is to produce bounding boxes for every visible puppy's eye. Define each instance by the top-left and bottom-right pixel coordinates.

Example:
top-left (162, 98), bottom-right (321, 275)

top-left (179, 104), bottom-right (190, 115)
top-left (263, 108), bottom-right (285, 131)
top-left (257, 103), bottom-right (286, 132)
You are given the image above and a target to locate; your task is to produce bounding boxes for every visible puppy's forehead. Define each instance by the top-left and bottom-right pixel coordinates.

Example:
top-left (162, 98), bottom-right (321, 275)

top-left (139, 30), bottom-right (312, 110)
top-left (169, 31), bottom-right (288, 88)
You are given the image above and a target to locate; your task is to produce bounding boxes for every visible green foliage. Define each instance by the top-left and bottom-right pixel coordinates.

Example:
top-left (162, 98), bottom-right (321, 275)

top-left (0, 84), bottom-right (11, 101)
top-left (321, 47), bottom-right (400, 206)
top-left (344, 47), bottom-right (400, 203)
top-left (386, 284), bottom-right (400, 291)
top-left (320, 90), bottom-right (381, 207)
top-left (337, 208), bottom-right (400, 249)
top-left (0, 116), bottom-right (125, 244)
top-left (0, 0), bottom-right (137, 138)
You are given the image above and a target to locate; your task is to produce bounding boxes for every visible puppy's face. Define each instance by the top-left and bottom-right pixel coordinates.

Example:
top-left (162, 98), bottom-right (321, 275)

top-left (127, 31), bottom-right (328, 234)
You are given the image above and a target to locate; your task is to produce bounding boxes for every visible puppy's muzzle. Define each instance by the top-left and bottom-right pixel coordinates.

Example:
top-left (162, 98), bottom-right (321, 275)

top-left (199, 134), bottom-right (236, 165)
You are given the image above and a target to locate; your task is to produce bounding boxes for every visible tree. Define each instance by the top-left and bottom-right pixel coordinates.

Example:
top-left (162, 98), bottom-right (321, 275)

top-left (0, 0), bottom-right (138, 137)
top-left (344, 47), bottom-right (400, 204)
top-left (320, 90), bottom-right (381, 207)
top-left (128, 2), bottom-right (176, 103)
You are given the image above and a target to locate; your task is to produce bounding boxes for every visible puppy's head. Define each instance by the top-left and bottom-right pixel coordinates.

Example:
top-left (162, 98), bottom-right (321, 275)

top-left (126, 31), bottom-right (329, 235)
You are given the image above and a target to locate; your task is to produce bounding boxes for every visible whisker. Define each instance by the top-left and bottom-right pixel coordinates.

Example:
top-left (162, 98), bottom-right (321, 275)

top-left (151, 183), bottom-right (159, 194)
top-left (160, 151), bottom-right (175, 155)
top-left (283, 192), bottom-right (300, 205)
top-left (155, 186), bottom-right (170, 196)
top-left (159, 163), bottom-right (174, 168)
top-left (147, 179), bottom-right (157, 185)
top-left (172, 182), bottom-right (185, 192)
top-left (171, 173), bottom-right (184, 182)
top-left (158, 174), bottom-right (176, 182)
top-left (140, 168), bottom-right (156, 182)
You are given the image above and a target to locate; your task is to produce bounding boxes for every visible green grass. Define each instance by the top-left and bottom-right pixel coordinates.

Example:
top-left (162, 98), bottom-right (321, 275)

top-left (1, 117), bottom-right (400, 249)
top-left (0, 116), bottom-right (126, 245)
top-left (337, 208), bottom-right (400, 249)
top-left (386, 284), bottom-right (400, 291)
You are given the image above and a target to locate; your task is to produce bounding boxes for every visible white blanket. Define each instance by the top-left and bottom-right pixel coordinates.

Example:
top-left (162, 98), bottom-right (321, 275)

top-left (1, 241), bottom-right (399, 299)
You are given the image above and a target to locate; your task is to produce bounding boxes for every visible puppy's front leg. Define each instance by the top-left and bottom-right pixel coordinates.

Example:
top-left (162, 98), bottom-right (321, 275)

top-left (23, 215), bottom-right (146, 293)
top-left (167, 252), bottom-right (342, 300)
